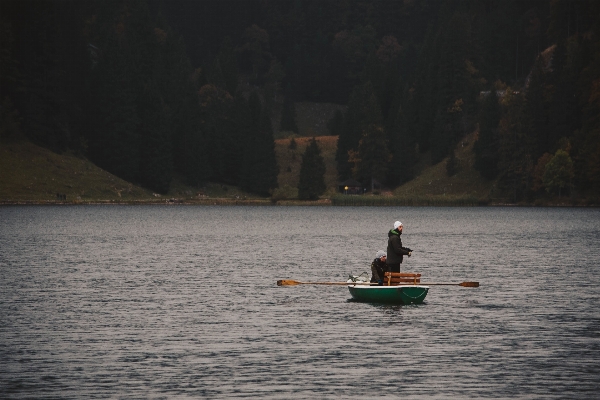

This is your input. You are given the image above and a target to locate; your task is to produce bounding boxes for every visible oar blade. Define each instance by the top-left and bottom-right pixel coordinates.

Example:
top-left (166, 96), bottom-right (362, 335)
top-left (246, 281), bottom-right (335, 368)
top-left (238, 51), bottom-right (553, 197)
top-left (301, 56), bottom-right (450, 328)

top-left (277, 279), bottom-right (301, 286)
top-left (459, 281), bottom-right (479, 287)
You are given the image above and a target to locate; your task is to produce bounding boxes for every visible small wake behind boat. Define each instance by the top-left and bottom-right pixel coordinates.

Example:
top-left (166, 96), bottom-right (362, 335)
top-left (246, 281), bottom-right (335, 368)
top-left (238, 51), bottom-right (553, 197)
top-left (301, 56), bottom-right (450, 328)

top-left (346, 272), bottom-right (428, 304)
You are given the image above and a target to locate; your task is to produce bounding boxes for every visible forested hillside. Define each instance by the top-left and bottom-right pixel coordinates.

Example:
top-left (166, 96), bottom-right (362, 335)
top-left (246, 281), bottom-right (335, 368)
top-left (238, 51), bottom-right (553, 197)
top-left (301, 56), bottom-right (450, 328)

top-left (1, 0), bottom-right (599, 202)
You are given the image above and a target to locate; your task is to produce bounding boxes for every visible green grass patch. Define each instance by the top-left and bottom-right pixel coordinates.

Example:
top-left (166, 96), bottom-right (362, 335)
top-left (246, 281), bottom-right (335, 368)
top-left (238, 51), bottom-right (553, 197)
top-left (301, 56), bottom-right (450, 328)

top-left (0, 140), bottom-right (153, 203)
top-left (275, 135), bottom-right (338, 197)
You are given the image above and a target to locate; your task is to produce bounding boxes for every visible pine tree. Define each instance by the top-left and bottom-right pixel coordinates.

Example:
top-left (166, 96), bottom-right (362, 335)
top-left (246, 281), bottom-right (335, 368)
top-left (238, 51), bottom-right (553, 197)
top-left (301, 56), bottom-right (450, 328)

top-left (497, 89), bottom-right (534, 202)
top-left (446, 149), bottom-right (458, 177)
top-left (411, 23), bottom-right (438, 153)
top-left (88, 31), bottom-right (141, 183)
top-left (524, 57), bottom-right (549, 159)
top-left (336, 81), bottom-right (382, 180)
top-left (197, 84), bottom-right (235, 183)
top-left (430, 11), bottom-right (476, 163)
top-left (176, 89), bottom-right (211, 187)
top-left (349, 124), bottom-right (391, 191)
top-left (543, 149), bottom-right (574, 197)
top-left (279, 96), bottom-right (298, 133)
top-left (138, 82), bottom-right (173, 193)
top-left (298, 137), bottom-right (326, 200)
top-left (474, 90), bottom-right (501, 179)
top-left (9, 1), bottom-right (92, 153)
top-left (572, 30), bottom-right (600, 196)
top-left (389, 89), bottom-right (419, 186)
top-left (240, 92), bottom-right (279, 196)
top-left (217, 37), bottom-right (239, 95)
top-left (546, 40), bottom-right (582, 154)
top-left (170, 44), bottom-right (211, 187)
top-left (327, 109), bottom-right (344, 137)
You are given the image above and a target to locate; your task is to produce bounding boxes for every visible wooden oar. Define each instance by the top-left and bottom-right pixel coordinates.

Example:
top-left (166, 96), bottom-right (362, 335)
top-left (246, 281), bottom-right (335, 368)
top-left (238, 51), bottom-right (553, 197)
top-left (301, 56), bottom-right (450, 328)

top-left (277, 279), bottom-right (479, 287)
top-left (420, 282), bottom-right (479, 287)
top-left (277, 279), bottom-right (377, 286)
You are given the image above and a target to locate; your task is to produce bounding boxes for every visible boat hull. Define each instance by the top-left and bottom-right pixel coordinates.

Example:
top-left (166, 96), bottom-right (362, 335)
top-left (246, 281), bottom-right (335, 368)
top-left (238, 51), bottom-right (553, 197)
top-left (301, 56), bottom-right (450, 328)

top-left (347, 285), bottom-right (429, 304)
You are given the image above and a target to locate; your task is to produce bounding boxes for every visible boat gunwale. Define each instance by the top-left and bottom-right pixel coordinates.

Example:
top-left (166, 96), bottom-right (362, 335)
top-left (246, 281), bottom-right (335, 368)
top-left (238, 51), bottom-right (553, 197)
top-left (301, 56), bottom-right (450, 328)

top-left (346, 284), bottom-right (430, 289)
top-left (347, 284), bottom-right (429, 304)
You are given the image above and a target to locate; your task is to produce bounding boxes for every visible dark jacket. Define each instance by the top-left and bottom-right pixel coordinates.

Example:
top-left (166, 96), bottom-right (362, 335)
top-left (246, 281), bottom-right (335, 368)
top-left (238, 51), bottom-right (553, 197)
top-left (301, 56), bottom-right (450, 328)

top-left (370, 258), bottom-right (387, 283)
top-left (387, 229), bottom-right (411, 265)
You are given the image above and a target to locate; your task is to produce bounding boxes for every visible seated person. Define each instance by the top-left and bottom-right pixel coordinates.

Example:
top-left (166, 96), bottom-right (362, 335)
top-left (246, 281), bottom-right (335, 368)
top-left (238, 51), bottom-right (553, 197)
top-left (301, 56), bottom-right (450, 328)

top-left (370, 250), bottom-right (387, 285)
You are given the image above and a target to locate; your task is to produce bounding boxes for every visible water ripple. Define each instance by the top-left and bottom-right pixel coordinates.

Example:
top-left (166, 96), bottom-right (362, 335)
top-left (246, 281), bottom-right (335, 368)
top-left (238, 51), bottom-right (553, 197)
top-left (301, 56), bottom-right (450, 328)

top-left (1, 205), bottom-right (599, 398)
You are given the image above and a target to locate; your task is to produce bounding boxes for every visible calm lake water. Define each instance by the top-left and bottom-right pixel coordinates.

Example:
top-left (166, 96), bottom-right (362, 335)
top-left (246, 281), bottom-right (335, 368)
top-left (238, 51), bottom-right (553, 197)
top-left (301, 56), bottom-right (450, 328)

top-left (1, 205), bottom-right (599, 399)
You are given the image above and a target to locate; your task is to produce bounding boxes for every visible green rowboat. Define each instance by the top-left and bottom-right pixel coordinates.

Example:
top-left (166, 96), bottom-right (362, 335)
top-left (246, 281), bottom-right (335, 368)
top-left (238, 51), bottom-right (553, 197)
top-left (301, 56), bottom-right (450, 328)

top-left (347, 284), bottom-right (429, 304)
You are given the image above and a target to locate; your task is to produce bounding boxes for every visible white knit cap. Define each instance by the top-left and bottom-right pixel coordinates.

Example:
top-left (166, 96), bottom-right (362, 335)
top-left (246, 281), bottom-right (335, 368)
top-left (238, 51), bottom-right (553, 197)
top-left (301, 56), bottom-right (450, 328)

top-left (394, 221), bottom-right (403, 229)
top-left (375, 250), bottom-right (386, 259)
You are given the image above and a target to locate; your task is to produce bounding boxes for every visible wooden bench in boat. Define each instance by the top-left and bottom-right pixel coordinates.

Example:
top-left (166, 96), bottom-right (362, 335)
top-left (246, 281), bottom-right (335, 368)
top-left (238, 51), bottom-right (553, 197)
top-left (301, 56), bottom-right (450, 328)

top-left (384, 272), bottom-right (421, 286)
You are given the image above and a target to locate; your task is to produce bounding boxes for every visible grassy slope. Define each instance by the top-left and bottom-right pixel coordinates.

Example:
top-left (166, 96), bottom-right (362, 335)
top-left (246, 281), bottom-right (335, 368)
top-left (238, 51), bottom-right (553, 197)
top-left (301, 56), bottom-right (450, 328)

top-left (0, 103), bottom-right (496, 204)
top-left (393, 131), bottom-right (496, 202)
top-left (274, 131), bottom-right (496, 204)
top-left (0, 140), bottom-right (263, 203)
top-left (274, 102), bottom-right (495, 201)
top-left (274, 135), bottom-right (339, 196)
top-left (0, 140), bottom-right (153, 202)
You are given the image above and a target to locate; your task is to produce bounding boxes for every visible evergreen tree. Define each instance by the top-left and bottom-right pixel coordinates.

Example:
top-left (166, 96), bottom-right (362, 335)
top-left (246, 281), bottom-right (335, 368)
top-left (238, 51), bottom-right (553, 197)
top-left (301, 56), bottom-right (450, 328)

top-left (237, 24), bottom-right (272, 84)
top-left (391, 88), bottom-right (419, 186)
top-left (197, 84), bottom-right (235, 183)
top-left (279, 96), bottom-right (298, 133)
top-left (432, 96), bottom-right (469, 164)
top-left (208, 57), bottom-right (227, 90)
top-left (349, 124), bottom-right (391, 191)
top-left (543, 149), bottom-right (574, 197)
top-left (446, 149), bottom-right (458, 177)
top-left (298, 137), bottom-right (326, 200)
top-left (472, 3), bottom-right (518, 84)
top-left (88, 31), bottom-right (141, 183)
top-left (474, 90), bottom-right (501, 179)
top-left (572, 30), bottom-right (600, 196)
top-left (327, 109), bottom-right (344, 137)
top-left (217, 37), bottom-right (239, 95)
top-left (171, 42), bottom-right (211, 187)
top-left (138, 98), bottom-right (173, 193)
top-left (524, 56), bottom-right (549, 159)
top-left (497, 89), bottom-right (534, 202)
top-left (336, 81), bottom-right (382, 180)
top-left (176, 87), bottom-right (211, 187)
top-left (430, 12), bottom-right (477, 163)
top-left (411, 23), bottom-right (438, 153)
top-left (240, 92), bottom-right (279, 196)
top-left (546, 39), bottom-right (582, 154)
top-left (532, 152), bottom-right (553, 192)
top-left (224, 94), bottom-right (251, 185)
top-left (8, 1), bottom-right (91, 153)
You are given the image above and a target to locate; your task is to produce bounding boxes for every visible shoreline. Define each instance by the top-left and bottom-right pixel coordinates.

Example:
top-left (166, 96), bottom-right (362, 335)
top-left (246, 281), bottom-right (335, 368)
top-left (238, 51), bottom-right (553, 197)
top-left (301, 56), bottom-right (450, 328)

top-left (0, 198), bottom-right (596, 207)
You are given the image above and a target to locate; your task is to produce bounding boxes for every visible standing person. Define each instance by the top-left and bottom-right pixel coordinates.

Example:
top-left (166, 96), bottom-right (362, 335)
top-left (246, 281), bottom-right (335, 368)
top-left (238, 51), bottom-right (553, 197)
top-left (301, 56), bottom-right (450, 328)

top-left (370, 250), bottom-right (387, 285)
top-left (386, 221), bottom-right (412, 273)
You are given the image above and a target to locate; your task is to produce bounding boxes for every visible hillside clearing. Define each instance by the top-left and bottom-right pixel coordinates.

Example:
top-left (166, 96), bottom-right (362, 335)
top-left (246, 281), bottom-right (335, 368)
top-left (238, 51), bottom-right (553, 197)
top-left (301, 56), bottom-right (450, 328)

top-left (274, 136), bottom-right (339, 196)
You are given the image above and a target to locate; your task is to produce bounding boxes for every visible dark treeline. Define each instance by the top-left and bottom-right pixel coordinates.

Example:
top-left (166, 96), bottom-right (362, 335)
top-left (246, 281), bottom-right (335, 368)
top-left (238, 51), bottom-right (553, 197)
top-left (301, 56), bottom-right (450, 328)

top-left (1, 0), bottom-right (278, 195)
top-left (1, 0), bottom-right (600, 199)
